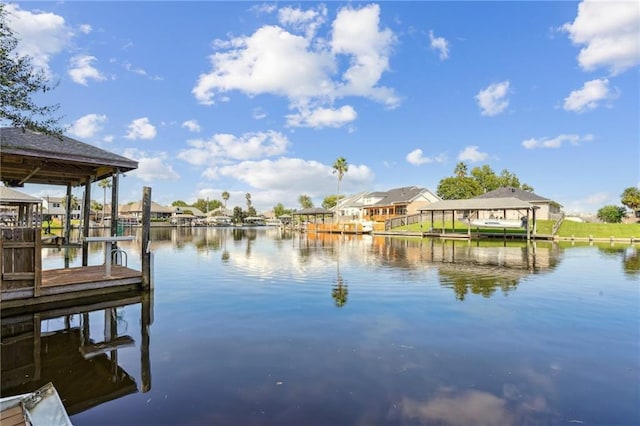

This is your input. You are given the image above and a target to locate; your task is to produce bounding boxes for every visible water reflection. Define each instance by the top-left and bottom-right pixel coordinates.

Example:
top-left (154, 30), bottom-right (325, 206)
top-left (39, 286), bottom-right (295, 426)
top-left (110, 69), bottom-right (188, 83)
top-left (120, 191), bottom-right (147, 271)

top-left (8, 228), bottom-right (638, 424)
top-left (431, 240), bottom-right (561, 300)
top-left (0, 292), bottom-right (153, 416)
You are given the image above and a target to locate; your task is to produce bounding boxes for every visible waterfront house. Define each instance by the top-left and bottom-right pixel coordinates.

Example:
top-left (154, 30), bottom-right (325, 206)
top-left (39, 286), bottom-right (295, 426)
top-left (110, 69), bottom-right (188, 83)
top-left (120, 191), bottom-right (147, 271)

top-left (362, 186), bottom-right (441, 222)
top-left (42, 196), bottom-right (82, 221)
top-left (333, 192), bottom-right (368, 222)
top-left (120, 201), bottom-right (173, 221)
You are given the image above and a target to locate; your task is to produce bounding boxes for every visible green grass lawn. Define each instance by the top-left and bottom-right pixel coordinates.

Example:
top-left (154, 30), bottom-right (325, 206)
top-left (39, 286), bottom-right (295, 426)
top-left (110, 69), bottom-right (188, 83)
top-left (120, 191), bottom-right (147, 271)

top-left (556, 220), bottom-right (639, 238)
top-left (391, 218), bottom-right (639, 238)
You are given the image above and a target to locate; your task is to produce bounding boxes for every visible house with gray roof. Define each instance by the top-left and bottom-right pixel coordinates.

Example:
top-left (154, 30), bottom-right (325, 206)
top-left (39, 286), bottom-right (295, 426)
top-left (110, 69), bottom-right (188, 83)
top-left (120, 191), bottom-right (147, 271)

top-left (362, 186), bottom-right (441, 222)
top-left (474, 187), bottom-right (562, 220)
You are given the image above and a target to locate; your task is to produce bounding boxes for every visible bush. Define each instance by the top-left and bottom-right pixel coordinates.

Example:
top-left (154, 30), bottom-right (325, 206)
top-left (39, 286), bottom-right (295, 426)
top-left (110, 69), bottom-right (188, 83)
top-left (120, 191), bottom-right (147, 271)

top-left (597, 205), bottom-right (626, 223)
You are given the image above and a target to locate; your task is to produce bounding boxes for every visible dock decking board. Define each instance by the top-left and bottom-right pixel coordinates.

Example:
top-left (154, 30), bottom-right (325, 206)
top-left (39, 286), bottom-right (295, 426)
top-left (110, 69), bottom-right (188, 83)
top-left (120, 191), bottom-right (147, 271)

top-left (0, 405), bottom-right (26, 426)
top-left (41, 265), bottom-right (140, 287)
top-left (1, 265), bottom-right (143, 310)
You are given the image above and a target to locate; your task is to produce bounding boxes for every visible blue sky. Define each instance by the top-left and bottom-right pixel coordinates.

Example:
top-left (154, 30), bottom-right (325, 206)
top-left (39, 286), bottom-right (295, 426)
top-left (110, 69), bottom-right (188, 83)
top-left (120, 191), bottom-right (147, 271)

top-left (4, 1), bottom-right (639, 214)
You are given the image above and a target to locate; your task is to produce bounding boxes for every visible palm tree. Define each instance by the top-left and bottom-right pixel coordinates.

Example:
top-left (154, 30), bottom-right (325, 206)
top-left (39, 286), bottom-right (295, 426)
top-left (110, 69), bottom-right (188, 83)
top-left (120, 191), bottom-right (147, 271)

top-left (98, 178), bottom-right (112, 223)
top-left (332, 157), bottom-right (348, 222)
top-left (454, 162), bottom-right (468, 178)
top-left (332, 157), bottom-right (349, 198)
top-left (222, 191), bottom-right (230, 211)
top-left (245, 193), bottom-right (252, 211)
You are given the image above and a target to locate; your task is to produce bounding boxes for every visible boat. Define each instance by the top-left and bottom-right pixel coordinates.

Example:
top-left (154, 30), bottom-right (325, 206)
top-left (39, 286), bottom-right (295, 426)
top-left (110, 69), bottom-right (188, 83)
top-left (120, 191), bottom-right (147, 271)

top-left (360, 221), bottom-right (374, 233)
top-left (469, 218), bottom-right (525, 228)
top-left (0, 382), bottom-right (73, 426)
top-left (207, 215), bottom-right (233, 226)
top-left (243, 216), bottom-right (266, 226)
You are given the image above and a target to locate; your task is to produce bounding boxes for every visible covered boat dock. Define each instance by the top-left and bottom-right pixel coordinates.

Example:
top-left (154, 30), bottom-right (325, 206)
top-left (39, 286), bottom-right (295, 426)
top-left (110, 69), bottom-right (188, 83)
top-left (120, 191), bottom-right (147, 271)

top-left (417, 197), bottom-right (539, 240)
top-left (1, 127), bottom-right (152, 309)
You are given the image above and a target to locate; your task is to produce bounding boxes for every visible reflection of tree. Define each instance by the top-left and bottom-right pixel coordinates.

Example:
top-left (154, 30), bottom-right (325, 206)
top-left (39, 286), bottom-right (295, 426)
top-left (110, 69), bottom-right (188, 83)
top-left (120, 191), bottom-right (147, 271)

top-left (332, 278), bottom-right (348, 307)
top-left (623, 247), bottom-right (639, 276)
top-left (331, 237), bottom-right (348, 308)
top-left (439, 270), bottom-right (519, 301)
top-left (598, 246), bottom-right (639, 276)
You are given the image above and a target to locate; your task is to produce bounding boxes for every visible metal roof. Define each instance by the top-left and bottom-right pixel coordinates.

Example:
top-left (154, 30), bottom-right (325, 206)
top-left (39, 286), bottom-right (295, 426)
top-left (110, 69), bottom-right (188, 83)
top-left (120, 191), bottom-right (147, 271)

top-left (1, 127), bottom-right (138, 187)
top-left (418, 197), bottom-right (538, 212)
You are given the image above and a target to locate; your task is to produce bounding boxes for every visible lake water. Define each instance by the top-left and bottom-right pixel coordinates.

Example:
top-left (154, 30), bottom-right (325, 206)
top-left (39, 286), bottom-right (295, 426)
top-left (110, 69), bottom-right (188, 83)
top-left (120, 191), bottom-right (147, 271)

top-left (3, 227), bottom-right (639, 425)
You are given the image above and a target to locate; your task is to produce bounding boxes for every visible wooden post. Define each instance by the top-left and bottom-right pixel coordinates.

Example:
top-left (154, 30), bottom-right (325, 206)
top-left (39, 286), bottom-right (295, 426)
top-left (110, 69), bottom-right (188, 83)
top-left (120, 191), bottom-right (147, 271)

top-left (141, 186), bottom-right (152, 289)
top-left (82, 177), bottom-right (91, 266)
top-left (33, 313), bottom-right (41, 381)
top-left (64, 184), bottom-right (72, 244)
top-left (111, 171), bottom-right (120, 237)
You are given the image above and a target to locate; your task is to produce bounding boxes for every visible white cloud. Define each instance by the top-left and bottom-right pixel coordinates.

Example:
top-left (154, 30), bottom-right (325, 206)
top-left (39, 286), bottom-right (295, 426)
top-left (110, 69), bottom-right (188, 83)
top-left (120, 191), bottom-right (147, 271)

top-left (253, 108), bottom-right (267, 120)
top-left (192, 4), bottom-right (399, 122)
top-left (562, 0), bottom-right (640, 75)
top-left (181, 120), bottom-right (201, 133)
top-left (125, 118), bottom-right (157, 140)
top-left (331, 4), bottom-right (399, 106)
top-left (103, 135), bottom-right (114, 143)
top-left (563, 78), bottom-right (616, 113)
top-left (278, 5), bottom-right (327, 39)
top-left (475, 81), bottom-right (510, 116)
top-left (68, 114), bottom-right (107, 139)
top-left (178, 131), bottom-right (289, 166)
top-left (563, 192), bottom-right (612, 214)
top-left (68, 55), bottom-right (106, 86)
top-left (522, 133), bottom-right (593, 149)
top-left (79, 24), bottom-right (92, 34)
top-left (458, 145), bottom-right (488, 162)
top-left (4, 4), bottom-right (73, 77)
top-left (122, 149), bottom-right (179, 182)
top-left (406, 149), bottom-right (446, 166)
top-left (122, 62), bottom-right (162, 80)
top-left (429, 30), bottom-right (449, 60)
top-left (286, 105), bottom-right (357, 128)
top-left (217, 157), bottom-right (374, 195)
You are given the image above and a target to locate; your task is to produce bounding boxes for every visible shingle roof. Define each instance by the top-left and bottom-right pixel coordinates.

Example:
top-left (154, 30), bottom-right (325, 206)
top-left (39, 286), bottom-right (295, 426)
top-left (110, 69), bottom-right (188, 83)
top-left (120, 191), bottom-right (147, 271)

top-left (474, 187), bottom-right (550, 202)
top-left (120, 201), bottom-right (173, 214)
top-left (1, 127), bottom-right (138, 186)
top-left (369, 186), bottom-right (430, 206)
top-left (0, 186), bottom-right (42, 204)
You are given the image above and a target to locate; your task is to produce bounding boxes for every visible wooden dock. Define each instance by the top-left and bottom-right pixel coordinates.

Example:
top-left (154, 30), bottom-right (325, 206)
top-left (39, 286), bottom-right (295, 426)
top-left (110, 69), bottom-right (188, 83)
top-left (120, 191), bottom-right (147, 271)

top-left (1, 265), bottom-right (142, 310)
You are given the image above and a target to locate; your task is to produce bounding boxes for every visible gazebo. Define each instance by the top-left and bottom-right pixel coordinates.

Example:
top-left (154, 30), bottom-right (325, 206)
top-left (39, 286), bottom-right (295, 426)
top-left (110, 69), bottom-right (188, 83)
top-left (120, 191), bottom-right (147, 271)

top-left (1, 127), bottom-right (151, 308)
top-left (292, 207), bottom-right (334, 231)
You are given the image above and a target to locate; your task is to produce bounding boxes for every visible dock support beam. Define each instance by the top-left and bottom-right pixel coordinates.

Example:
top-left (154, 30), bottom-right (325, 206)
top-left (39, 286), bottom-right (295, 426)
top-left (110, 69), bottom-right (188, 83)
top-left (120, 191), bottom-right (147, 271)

top-left (111, 171), bottom-right (120, 237)
top-left (141, 186), bottom-right (152, 289)
top-left (82, 176), bottom-right (91, 266)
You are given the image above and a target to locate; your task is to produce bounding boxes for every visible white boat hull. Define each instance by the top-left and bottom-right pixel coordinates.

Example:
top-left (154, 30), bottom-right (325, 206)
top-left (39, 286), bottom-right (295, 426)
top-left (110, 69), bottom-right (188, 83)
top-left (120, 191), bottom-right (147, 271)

top-left (469, 219), bottom-right (524, 228)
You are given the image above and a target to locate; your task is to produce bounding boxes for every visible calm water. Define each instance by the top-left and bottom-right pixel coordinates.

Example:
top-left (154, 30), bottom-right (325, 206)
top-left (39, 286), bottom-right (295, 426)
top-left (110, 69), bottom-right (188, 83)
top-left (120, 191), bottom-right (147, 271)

top-left (2, 227), bottom-right (639, 425)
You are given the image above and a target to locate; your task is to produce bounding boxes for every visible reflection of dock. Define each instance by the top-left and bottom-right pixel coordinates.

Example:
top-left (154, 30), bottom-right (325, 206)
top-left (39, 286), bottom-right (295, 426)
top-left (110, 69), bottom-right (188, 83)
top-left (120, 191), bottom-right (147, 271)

top-left (1, 292), bottom-right (153, 416)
